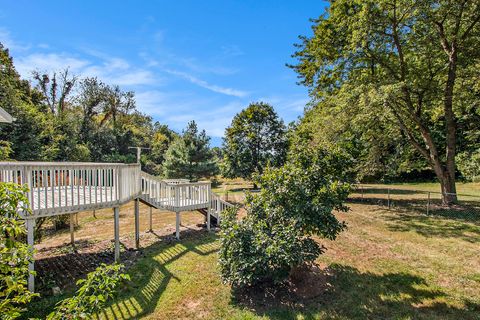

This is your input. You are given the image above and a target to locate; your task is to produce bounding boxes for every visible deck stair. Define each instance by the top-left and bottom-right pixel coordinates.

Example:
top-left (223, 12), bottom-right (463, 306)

top-left (140, 171), bottom-right (233, 225)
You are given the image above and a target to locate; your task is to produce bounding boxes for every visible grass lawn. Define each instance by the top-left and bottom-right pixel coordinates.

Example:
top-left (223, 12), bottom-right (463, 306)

top-left (24, 182), bottom-right (480, 319)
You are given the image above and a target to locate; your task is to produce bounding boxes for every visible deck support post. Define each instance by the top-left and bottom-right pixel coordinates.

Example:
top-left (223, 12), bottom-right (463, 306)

top-left (217, 198), bottom-right (221, 226)
top-left (206, 183), bottom-right (211, 231)
top-left (113, 207), bottom-right (120, 262)
top-left (175, 211), bottom-right (180, 240)
top-left (148, 206), bottom-right (153, 232)
top-left (134, 198), bottom-right (140, 249)
top-left (70, 213), bottom-right (75, 247)
top-left (207, 209), bottom-right (211, 231)
top-left (26, 218), bottom-right (35, 292)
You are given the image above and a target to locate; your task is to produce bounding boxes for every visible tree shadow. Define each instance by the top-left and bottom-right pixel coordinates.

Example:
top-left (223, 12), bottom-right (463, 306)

top-left (384, 209), bottom-right (480, 243)
top-left (23, 229), bottom-right (218, 320)
top-left (94, 231), bottom-right (219, 319)
top-left (356, 187), bottom-right (425, 196)
top-left (348, 196), bottom-right (480, 223)
top-left (232, 264), bottom-right (480, 320)
top-left (347, 195), bottom-right (480, 243)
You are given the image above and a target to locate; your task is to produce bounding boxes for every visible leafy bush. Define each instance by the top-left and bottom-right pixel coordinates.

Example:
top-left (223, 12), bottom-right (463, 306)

top-left (219, 146), bottom-right (351, 288)
top-left (47, 263), bottom-right (130, 320)
top-left (0, 183), bottom-right (38, 320)
top-left (457, 150), bottom-right (480, 182)
top-left (0, 141), bottom-right (12, 160)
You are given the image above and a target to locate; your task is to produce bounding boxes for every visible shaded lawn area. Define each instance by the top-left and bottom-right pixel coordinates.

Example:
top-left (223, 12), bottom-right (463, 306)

top-left (24, 200), bottom-right (480, 319)
top-left (359, 182), bottom-right (480, 197)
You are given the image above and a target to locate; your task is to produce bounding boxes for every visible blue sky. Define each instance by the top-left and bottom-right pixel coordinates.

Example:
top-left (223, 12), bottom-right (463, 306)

top-left (0, 1), bottom-right (327, 146)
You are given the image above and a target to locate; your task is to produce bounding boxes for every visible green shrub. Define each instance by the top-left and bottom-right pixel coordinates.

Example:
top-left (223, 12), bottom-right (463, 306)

top-left (456, 150), bottom-right (480, 182)
top-left (47, 263), bottom-right (130, 320)
top-left (0, 141), bottom-right (12, 160)
top-left (0, 183), bottom-right (38, 320)
top-left (219, 146), bottom-right (351, 288)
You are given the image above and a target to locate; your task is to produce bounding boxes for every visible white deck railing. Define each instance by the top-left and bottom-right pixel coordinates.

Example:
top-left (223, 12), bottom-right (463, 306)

top-left (0, 162), bottom-right (141, 217)
top-left (0, 161), bottom-right (231, 220)
top-left (210, 192), bottom-right (233, 221)
top-left (140, 171), bottom-right (211, 211)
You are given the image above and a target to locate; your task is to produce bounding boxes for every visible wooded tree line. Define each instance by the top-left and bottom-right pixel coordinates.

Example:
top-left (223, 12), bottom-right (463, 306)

top-left (3, 0), bottom-right (480, 207)
top-left (0, 43), bottom-right (218, 180)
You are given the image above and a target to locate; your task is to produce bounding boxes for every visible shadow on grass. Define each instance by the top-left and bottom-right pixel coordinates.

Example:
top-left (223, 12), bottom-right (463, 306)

top-left (22, 229), bottom-right (218, 320)
top-left (348, 196), bottom-right (480, 223)
top-left (382, 208), bottom-right (480, 243)
top-left (95, 230), bottom-right (218, 319)
top-left (232, 264), bottom-right (479, 320)
top-left (355, 187), bottom-right (426, 196)
top-left (347, 196), bottom-right (480, 243)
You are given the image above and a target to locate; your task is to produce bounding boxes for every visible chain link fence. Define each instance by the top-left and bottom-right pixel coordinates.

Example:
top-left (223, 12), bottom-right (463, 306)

top-left (349, 184), bottom-right (480, 221)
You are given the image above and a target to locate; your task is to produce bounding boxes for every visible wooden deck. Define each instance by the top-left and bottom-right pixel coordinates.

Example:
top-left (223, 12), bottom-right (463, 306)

top-left (0, 161), bottom-right (233, 292)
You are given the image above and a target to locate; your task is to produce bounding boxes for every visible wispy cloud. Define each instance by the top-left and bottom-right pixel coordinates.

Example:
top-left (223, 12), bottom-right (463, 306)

top-left (15, 53), bottom-right (89, 76)
top-left (165, 69), bottom-right (248, 98)
top-left (14, 51), bottom-right (157, 87)
top-left (0, 27), bottom-right (31, 51)
top-left (164, 101), bottom-right (243, 137)
top-left (176, 56), bottom-right (238, 76)
top-left (221, 45), bottom-right (244, 57)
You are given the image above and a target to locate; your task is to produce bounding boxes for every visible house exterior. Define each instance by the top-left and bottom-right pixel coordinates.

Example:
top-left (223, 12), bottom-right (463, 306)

top-left (0, 107), bottom-right (14, 123)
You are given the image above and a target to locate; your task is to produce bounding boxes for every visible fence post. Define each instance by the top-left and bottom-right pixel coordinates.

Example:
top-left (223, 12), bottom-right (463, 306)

top-left (361, 185), bottom-right (364, 201)
top-left (427, 192), bottom-right (430, 215)
top-left (387, 188), bottom-right (391, 209)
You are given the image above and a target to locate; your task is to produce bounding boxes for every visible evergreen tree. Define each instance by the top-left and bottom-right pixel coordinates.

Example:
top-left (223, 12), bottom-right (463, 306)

top-left (163, 121), bottom-right (217, 181)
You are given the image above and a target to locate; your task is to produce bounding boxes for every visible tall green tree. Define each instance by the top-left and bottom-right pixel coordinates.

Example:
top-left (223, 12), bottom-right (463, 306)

top-left (0, 43), bottom-right (52, 161)
top-left (291, 0), bottom-right (480, 204)
top-left (222, 102), bottom-right (287, 188)
top-left (163, 121), bottom-right (217, 181)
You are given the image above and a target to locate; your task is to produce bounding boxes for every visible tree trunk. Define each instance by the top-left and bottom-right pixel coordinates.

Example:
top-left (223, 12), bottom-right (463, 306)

top-left (438, 173), bottom-right (457, 206)
top-left (432, 159), bottom-right (458, 205)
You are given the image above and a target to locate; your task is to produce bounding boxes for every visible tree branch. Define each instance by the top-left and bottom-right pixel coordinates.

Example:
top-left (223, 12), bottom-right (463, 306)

top-left (388, 105), bottom-right (432, 163)
top-left (461, 10), bottom-right (480, 40)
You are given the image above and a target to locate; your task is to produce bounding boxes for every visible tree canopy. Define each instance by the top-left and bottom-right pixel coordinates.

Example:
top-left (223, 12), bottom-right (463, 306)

top-left (0, 43), bottom-right (176, 176)
top-left (291, 0), bottom-right (480, 204)
top-left (222, 102), bottom-right (288, 186)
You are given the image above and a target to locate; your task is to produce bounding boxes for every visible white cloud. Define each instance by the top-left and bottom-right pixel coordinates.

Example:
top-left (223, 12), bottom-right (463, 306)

top-left (165, 69), bottom-right (248, 98)
top-left (14, 52), bottom-right (157, 87)
top-left (134, 89), bottom-right (242, 137)
top-left (0, 28), bottom-right (31, 51)
top-left (282, 97), bottom-right (309, 112)
top-left (256, 95), bottom-right (309, 113)
top-left (15, 53), bottom-right (90, 76)
top-left (165, 101), bottom-right (242, 137)
top-left (176, 57), bottom-right (238, 76)
top-left (135, 90), bottom-right (169, 116)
